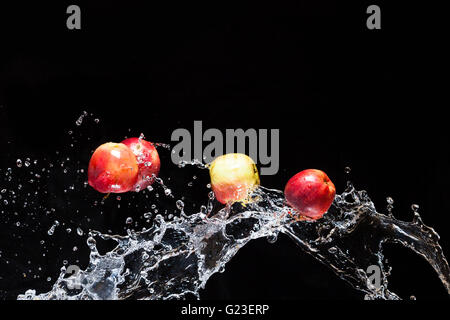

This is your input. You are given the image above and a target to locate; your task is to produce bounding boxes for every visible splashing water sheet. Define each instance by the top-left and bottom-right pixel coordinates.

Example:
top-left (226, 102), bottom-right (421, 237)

top-left (0, 114), bottom-right (447, 301)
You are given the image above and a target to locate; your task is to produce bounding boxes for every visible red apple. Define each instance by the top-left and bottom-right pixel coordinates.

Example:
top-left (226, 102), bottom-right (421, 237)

top-left (284, 169), bottom-right (336, 220)
top-left (121, 137), bottom-right (161, 191)
top-left (88, 142), bottom-right (139, 193)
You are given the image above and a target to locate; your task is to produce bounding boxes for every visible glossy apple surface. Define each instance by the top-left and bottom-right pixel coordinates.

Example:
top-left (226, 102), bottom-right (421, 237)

top-left (121, 137), bottom-right (161, 191)
top-left (209, 153), bottom-right (260, 204)
top-left (88, 142), bottom-right (139, 193)
top-left (284, 169), bottom-right (336, 220)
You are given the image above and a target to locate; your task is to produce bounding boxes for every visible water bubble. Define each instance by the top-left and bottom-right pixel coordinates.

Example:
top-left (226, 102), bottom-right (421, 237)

top-left (126, 217), bottom-right (133, 224)
top-left (24, 161), bottom-right (30, 167)
top-left (76, 227), bottom-right (84, 236)
top-left (16, 159), bottom-right (23, 167)
top-left (94, 118), bottom-right (100, 123)
top-left (386, 197), bottom-right (394, 205)
top-left (344, 167), bottom-right (351, 174)
top-left (411, 204), bottom-right (420, 212)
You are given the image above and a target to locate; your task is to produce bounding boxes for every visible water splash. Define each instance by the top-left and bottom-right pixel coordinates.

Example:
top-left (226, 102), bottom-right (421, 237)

top-left (17, 182), bottom-right (450, 300)
top-left (1, 112), bottom-right (448, 300)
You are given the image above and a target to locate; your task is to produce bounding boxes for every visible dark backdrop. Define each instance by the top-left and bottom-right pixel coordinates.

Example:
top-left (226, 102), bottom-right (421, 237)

top-left (0, 1), bottom-right (449, 300)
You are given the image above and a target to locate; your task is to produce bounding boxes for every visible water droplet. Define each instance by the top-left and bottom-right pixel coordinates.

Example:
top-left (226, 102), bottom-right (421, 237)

top-left (75, 112), bottom-right (87, 126)
top-left (267, 234), bottom-right (278, 244)
top-left (144, 212), bottom-right (152, 219)
top-left (176, 200), bottom-right (184, 211)
top-left (86, 237), bottom-right (96, 249)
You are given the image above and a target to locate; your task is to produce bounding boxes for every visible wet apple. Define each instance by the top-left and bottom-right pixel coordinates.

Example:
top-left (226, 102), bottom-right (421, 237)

top-left (88, 142), bottom-right (139, 193)
top-left (284, 169), bottom-right (336, 220)
top-left (121, 137), bottom-right (161, 191)
top-left (209, 153), bottom-right (260, 204)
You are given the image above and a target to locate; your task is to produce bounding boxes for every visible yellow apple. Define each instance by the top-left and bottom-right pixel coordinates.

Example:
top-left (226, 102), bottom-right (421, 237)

top-left (209, 153), bottom-right (260, 204)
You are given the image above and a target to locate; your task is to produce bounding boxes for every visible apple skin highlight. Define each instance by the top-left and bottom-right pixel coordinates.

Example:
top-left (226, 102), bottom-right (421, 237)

top-left (284, 169), bottom-right (336, 220)
top-left (209, 153), bottom-right (260, 204)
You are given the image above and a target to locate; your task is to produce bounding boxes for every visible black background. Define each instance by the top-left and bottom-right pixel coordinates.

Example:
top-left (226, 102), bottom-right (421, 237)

top-left (0, 0), bottom-right (449, 301)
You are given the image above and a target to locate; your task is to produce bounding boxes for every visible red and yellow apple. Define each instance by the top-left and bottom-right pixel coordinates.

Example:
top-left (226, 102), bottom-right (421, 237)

top-left (88, 142), bottom-right (139, 193)
top-left (209, 153), bottom-right (260, 204)
top-left (284, 169), bottom-right (336, 220)
top-left (122, 137), bottom-right (160, 190)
